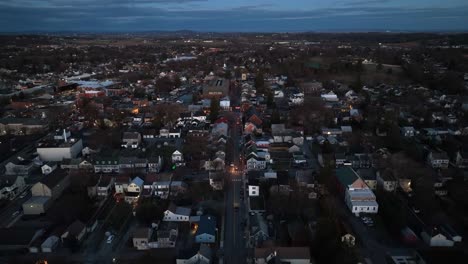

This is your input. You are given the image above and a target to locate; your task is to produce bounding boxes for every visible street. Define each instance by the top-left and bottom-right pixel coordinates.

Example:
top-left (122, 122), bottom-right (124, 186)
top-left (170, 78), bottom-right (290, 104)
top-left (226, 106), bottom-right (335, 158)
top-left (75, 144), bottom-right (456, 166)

top-left (222, 83), bottom-right (247, 264)
top-left (0, 188), bottom-right (31, 228)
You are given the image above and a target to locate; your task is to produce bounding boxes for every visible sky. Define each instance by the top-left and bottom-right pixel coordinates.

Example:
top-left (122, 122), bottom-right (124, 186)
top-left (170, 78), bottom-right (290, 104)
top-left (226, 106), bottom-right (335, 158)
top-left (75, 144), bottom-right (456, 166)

top-left (1, 0), bottom-right (468, 32)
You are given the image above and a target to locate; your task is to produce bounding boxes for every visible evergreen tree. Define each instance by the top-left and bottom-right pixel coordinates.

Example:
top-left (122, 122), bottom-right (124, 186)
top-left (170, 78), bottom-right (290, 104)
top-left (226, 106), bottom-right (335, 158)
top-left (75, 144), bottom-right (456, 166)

top-left (209, 97), bottom-right (220, 123)
top-left (255, 71), bottom-right (265, 94)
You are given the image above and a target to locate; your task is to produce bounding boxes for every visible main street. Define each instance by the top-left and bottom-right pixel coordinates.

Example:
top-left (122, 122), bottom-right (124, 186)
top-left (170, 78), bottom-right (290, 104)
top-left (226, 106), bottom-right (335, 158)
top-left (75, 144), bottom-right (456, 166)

top-left (222, 82), bottom-right (247, 264)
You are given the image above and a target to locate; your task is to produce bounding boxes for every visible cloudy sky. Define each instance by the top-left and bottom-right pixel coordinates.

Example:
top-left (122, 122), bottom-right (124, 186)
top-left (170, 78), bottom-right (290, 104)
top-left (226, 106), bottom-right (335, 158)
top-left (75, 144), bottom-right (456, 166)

top-left (1, 0), bottom-right (467, 32)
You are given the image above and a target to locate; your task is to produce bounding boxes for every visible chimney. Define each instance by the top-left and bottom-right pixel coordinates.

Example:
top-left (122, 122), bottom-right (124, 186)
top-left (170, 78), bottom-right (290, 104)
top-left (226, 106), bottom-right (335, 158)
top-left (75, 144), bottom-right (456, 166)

top-left (63, 129), bottom-right (67, 142)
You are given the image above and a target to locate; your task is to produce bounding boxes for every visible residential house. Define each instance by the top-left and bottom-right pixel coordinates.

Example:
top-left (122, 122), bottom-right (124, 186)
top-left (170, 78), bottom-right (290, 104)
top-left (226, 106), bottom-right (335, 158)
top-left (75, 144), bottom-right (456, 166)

top-left (254, 247), bottom-right (311, 264)
top-left (22, 196), bottom-right (52, 215)
top-left (148, 156), bottom-right (163, 173)
top-left (246, 157), bottom-right (267, 171)
top-left (121, 132), bottom-right (141, 148)
top-left (61, 220), bottom-right (87, 243)
top-left (357, 168), bottom-right (377, 190)
top-left (170, 181), bottom-right (188, 197)
top-left (61, 158), bottom-right (92, 170)
top-left (169, 129), bottom-right (182, 138)
top-left (86, 176), bottom-right (100, 198)
top-left (335, 167), bottom-right (378, 215)
top-left (0, 175), bottom-right (26, 200)
top-left (250, 214), bottom-right (269, 247)
top-left (455, 150), bottom-right (468, 168)
top-left (41, 235), bottom-right (60, 253)
top-left (114, 176), bottom-right (130, 194)
top-left (249, 195), bottom-right (266, 215)
top-left (427, 151), bottom-right (449, 169)
top-left (133, 227), bottom-right (152, 250)
top-left (31, 169), bottom-right (70, 200)
top-left (94, 156), bottom-right (120, 173)
top-left (125, 177), bottom-right (143, 203)
top-left (386, 249), bottom-right (427, 264)
top-left (401, 126), bottom-right (416, 137)
top-left (334, 167), bottom-right (367, 196)
top-left (41, 162), bottom-right (57, 175)
top-left (97, 176), bottom-right (114, 198)
top-left (176, 244), bottom-right (212, 264)
top-left (420, 226), bottom-right (461, 247)
top-left (142, 129), bottom-right (157, 139)
top-left (153, 181), bottom-right (171, 199)
top-left (156, 223), bottom-right (178, 248)
top-left (5, 158), bottom-right (35, 176)
top-left (0, 117), bottom-right (48, 135)
top-left (172, 150), bottom-right (184, 165)
top-left (377, 169), bottom-right (397, 192)
top-left (209, 171), bottom-right (224, 190)
top-left (163, 203), bottom-right (191, 222)
top-left (159, 128), bottom-right (170, 138)
top-left (194, 215), bottom-right (217, 244)
top-left (335, 153), bottom-right (347, 167)
top-left (351, 154), bottom-right (372, 169)
top-left (220, 96), bottom-right (230, 110)
top-left (345, 188), bottom-right (378, 215)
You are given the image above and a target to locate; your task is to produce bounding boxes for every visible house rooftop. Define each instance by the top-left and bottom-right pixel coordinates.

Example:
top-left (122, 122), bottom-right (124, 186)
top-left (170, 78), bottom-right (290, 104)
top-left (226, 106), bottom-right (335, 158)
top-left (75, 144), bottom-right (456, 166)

top-left (195, 215), bottom-right (216, 237)
top-left (336, 167), bottom-right (359, 188)
top-left (39, 169), bottom-right (68, 189)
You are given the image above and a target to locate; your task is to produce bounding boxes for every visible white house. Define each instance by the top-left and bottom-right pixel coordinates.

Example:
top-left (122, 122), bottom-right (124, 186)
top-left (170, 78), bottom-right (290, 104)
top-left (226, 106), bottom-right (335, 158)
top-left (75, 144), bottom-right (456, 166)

top-left (427, 151), bottom-right (449, 169)
top-left (163, 203), bottom-right (191, 222)
top-left (220, 96), bottom-right (231, 110)
top-left (345, 188), bottom-right (379, 215)
top-left (246, 157), bottom-right (267, 171)
top-left (41, 162), bottom-right (57, 175)
top-left (125, 177), bottom-right (143, 203)
top-left (172, 150), bottom-right (184, 163)
top-left (421, 231), bottom-right (454, 247)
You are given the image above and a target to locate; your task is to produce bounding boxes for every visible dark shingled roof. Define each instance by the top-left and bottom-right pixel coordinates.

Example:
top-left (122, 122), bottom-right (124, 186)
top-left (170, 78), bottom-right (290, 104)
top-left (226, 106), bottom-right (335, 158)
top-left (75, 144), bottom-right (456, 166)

top-left (335, 167), bottom-right (359, 187)
top-left (40, 169), bottom-right (68, 189)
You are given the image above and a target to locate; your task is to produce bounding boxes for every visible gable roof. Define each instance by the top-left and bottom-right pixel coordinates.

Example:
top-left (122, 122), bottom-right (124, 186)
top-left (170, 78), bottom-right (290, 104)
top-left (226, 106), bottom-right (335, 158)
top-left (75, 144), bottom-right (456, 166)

top-left (335, 167), bottom-right (360, 188)
top-left (130, 176), bottom-right (144, 187)
top-left (65, 220), bottom-right (86, 237)
top-left (167, 202), bottom-right (191, 216)
top-left (40, 169), bottom-right (68, 189)
top-left (195, 215), bottom-right (216, 237)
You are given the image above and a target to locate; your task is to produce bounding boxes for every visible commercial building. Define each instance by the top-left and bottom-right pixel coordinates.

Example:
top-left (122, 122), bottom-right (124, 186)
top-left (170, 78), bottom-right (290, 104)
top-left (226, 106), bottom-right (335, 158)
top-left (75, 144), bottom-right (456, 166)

top-left (37, 131), bottom-right (83, 162)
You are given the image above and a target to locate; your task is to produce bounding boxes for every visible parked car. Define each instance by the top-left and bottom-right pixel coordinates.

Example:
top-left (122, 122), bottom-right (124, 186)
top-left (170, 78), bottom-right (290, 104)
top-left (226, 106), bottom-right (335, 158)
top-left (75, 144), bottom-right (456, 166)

top-left (11, 210), bottom-right (20, 218)
top-left (107, 235), bottom-right (115, 244)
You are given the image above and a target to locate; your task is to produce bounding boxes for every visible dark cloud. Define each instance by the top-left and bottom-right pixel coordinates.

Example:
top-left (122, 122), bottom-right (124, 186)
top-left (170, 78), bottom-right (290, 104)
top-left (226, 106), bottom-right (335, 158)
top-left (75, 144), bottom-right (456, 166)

top-left (0, 0), bottom-right (467, 32)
